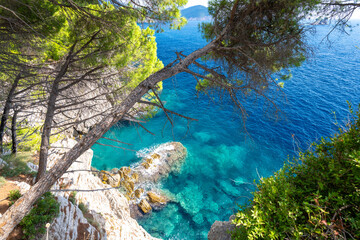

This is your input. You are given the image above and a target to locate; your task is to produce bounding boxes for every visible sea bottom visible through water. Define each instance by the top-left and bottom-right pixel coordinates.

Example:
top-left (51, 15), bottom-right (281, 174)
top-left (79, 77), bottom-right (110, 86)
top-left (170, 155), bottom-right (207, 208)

top-left (92, 21), bottom-right (360, 239)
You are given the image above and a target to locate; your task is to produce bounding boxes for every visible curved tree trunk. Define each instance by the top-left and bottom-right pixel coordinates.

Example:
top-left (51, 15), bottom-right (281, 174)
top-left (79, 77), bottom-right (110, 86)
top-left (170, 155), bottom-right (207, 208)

top-left (0, 74), bottom-right (21, 154)
top-left (35, 49), bottom-right (74, 182)
top-left (0, 41), bottom-right (215, 239)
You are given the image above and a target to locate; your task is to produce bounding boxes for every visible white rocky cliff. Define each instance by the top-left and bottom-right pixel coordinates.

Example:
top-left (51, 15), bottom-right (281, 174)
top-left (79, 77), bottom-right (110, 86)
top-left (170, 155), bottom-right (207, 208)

top-left (47, 138), bottom-right (160, 240)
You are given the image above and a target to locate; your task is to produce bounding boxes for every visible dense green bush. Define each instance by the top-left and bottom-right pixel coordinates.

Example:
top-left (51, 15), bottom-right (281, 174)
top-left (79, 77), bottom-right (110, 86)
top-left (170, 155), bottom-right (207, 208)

top-left (232, 105), bottom-right (360, 239)
top-left (8, 189), bottom-right (21, 206)
top-left (19, 192), bottom-right (59, 239)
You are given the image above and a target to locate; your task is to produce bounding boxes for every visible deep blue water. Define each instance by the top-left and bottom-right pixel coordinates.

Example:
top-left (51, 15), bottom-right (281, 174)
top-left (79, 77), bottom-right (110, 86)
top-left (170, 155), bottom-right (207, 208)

top-left (92, 21), bottom-right (360, 239)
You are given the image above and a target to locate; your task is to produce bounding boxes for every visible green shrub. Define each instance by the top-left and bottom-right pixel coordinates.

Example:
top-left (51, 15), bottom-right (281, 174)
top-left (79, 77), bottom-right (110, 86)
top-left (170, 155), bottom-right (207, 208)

top-left (68, 191), bottom-right (77, 205)
top-left (232, 105), bottom-right (360, 239)
top-left (19, 192), bottom-right (60, 239)
top-left (8, 189), bottom-right (22, 206)
top-left (78, 202), bottom-right (88, 214)
top-left (0, 152), bottom-right (32, 177)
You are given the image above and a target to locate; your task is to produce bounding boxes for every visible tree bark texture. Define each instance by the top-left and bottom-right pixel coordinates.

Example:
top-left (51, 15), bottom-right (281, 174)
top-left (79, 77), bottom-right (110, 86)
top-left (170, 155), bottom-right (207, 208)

top-left (36, 51), bottom-right (73, 182)
top-left (0, 74), bottom-right (20, 154)
top-left (0, 40), bottom-right (215, 239)
top-left (11, 108), bottom-right (18, 154)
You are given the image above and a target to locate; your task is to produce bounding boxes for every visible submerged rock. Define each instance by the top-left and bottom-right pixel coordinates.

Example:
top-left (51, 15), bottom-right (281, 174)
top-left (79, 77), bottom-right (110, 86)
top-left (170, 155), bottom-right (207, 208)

top-left (218, 180), bottom-right (241, 197)
top-left (176, 183), bottom-right (204, 216)
top-left (208, 215), bottom-right (236, 240)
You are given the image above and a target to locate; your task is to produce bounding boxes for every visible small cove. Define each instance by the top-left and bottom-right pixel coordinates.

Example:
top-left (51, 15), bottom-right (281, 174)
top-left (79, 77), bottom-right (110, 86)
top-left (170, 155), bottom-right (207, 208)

top-left (92, 21), bottom-right (360, 239)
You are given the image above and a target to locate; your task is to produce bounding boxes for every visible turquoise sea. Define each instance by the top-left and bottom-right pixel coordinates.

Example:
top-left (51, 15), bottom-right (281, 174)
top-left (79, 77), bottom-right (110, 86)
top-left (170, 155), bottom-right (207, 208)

top-left (92, 21), bottom-right (360, 239)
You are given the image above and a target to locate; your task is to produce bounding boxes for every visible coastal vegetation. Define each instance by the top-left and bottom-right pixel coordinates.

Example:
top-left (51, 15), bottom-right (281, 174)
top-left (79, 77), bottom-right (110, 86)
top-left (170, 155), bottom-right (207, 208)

top-left (19, 192), bottom-right (59, 239)
top-left (232, 105), bottom-right (360, 239)
top-left (0, 0), bottom-right (359, 239)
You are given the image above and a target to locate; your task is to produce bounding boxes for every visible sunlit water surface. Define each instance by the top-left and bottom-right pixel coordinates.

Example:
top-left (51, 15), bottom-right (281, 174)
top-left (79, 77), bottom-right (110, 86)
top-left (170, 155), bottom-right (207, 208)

top-left (92, 21), bottom-right (360, 239)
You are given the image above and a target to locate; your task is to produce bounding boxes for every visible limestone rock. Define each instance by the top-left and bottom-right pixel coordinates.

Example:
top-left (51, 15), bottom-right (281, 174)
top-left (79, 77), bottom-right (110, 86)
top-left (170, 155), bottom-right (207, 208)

top-left (109, 173), bottom-right (121, 187)
top-left (138, 199), bottom-right (152, 214)
top-left (48, 196), bottom-right (100, 240)
top-left (134, 142), bottom-right (187, 183)
top-left (129, 204), bottom-right (144, 219)
top-left (120, 166), bottom-right (131, 176)
top-left (26, 162), bottom-right (38, 172)
top-left (99, 171), bottom-right (120, 187)
top-left (0, 158), bottom-right (8, 169)
top-left (9, 181), bottom-right (31, 195)
top-left (132, 172), bottom-right (139, 183)
top-left (135, 188), bottom-right (144, 198)
top-left (208, 215), bottom-right (236, 240)
top-left (147, 192), bottom-right (167, 204)
top-left (49, 138), bottom-right (160, 240)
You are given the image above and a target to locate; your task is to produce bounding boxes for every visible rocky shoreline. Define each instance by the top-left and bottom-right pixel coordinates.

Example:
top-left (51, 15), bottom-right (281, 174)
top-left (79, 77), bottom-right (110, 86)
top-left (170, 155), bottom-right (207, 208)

top-left (95, 142), bottom-right (187, 218)
top-left (42, 139), bottom-right (186, 239)
top-left (2, 137), bottom-right (232, 239)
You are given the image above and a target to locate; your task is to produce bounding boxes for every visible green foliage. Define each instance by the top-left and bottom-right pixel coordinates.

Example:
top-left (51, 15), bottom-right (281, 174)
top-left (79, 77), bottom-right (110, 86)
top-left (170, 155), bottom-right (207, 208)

top-left (195, 78), bottom-right (212, 91)
top-left (68, 191), bottom-right (77, 205)
top-left (16, 126), bottom-right (42, 152)
top-left (0, 152), bottom-right (32, 177)
top-left (20, 192), bottom-right (60, 239)
top-left (16, 124), bottom-right (64, 152)
top-left (232, 104), bottom-right (360, 239)
top-left (198, 0), bottom-right (320, 95)
top-left (78, 202), bottom-right (88, 214)
top-left (138, 81), bottom-right (163, 120)
top-left (8, 189), bottom-right (22, 206)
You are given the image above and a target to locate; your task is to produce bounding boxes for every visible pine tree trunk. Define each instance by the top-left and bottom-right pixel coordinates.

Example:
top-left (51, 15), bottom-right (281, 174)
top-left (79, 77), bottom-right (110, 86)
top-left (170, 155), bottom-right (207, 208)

top-left (11, 108), bottom-right (18, 154)
top-left (0, 74), bottom-right (21, 154)
top-left (36, 51), bottom-right (73, 182)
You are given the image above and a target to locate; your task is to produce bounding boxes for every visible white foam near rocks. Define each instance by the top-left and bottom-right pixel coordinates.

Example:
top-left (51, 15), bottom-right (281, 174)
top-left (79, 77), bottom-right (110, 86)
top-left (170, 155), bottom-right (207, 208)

top-left (133, 142), bottom-right (187, 183)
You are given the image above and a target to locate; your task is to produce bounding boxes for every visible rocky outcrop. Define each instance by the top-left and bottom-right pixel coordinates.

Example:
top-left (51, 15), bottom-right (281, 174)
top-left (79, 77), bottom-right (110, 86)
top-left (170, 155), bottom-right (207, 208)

top-left (9, 181), bottom-right (31, 195)
top-left (97, 142), bottom-right (187, 217)
top-left (48, 195), bottom-right (100, 240)
top-left (48, 138), bottom-right (160, 240)
top-left (208, 215), bottom-right (236, 240)
top-left (134, 142), bottom-right (187, 183)
top-left (0, 158), bottom-right (8, 169)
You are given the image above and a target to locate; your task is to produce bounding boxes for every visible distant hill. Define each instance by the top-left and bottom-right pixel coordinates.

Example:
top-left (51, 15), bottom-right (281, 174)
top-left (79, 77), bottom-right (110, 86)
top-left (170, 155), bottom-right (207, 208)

top-left (181, 5), bottom-right (210, 21)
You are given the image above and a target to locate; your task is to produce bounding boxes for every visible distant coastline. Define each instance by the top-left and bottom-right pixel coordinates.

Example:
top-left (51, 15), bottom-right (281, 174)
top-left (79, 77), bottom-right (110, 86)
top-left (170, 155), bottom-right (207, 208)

top-left (181, 5), bottom-right (211, 21)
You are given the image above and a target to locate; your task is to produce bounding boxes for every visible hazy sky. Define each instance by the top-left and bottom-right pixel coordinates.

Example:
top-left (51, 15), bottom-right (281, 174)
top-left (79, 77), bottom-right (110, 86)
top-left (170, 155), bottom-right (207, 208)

top-left (185, 0), bottom-right (208, 8)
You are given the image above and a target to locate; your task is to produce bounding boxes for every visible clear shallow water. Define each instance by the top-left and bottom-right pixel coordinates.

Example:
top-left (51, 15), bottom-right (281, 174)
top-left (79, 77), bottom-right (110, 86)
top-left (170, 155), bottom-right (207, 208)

top-left (92, 21), bottom-right (360, 239)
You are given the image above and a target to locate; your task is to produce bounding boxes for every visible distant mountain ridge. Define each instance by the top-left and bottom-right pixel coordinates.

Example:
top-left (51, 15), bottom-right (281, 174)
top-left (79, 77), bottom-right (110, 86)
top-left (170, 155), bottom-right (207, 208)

top-left (181, 5), bottom-right (211, 21)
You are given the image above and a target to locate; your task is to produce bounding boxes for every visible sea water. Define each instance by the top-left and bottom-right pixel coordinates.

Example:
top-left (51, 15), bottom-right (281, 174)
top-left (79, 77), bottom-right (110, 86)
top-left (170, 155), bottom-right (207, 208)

top-left (92, 21), bottom-right (360, 239)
